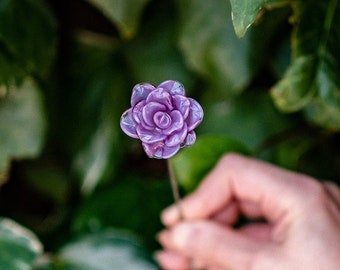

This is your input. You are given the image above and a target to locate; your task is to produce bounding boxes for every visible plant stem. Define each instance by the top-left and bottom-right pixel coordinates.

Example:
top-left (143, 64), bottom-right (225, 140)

top-left (167, 159), bottom-right (199, 270)
top-left (167, 158), bottom-right (184, 219)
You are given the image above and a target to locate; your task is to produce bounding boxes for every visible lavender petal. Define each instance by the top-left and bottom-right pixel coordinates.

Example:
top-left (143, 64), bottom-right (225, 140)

top-left (172, 95), bottom-right (190, 119)
top-left (131, 83), bottom-right (155, 106)
top-left (142, 142), bottom-right (180, 159)
top-left (158, 80), bottom-right (185, 96)
top-left (120, 109), bottom-right (138, 138)
top-left (142, 101), bottom-right (166, 127)
top-left (183, 131), bottom-right (196, 147)
top-left (136, 125), bottom-right (166, 143)
top-left (163, 110), bottom-right (184, 135)
top-left (146, 88), bottom-right (173, 110)
top-left (165, 124), bottom-right (188, 147)
top-left (186, 98), bottom-right (204, 131)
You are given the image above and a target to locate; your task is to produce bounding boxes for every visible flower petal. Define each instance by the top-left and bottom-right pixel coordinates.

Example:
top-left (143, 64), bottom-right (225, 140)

top-left (186, 98), bottom-right (204, 130)
top-left (172, 95), bottom-right (190, 119)
top-left (131, 83), bottom-right (155, 106)
top-left (136, 125), bottom-right (166, 143)
top-left (183, 131), bottom-right (196, 147)
top-left (120, 108), bottom-right (138, 138)
top-left (142, 142), bottom-right (180, 159)
top-left (165, 124), bottom-right (187, 147)
top-left (142, 102), bottom-right (166, 126)
top-left (146, 88), bottom-right (173, 110)
top-left (132, 100), bottom-right (145, 124)
top-left (163, 110), bottom-right (184, 135)
top-left (158, 80), bottom-right (185, 96)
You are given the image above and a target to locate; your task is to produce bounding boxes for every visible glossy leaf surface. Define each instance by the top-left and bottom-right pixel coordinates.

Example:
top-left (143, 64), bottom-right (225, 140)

top-left (0, 0), bottom-right (56, 79)
top-left (271, 0), bottom-right (340, 129)
top-left (178, 0), bottom-right (253, 95)
top-left (59, 231), bottom-right (157, 270)
top-left (0, 218), bottom-right (43, 270)
top-left (172, 135), bottom-right (250, 192)
top-left (0, 78), bottom-right (45, 180)
top-left (85, 0), bottom-right (151, 39)
top-left (229, 0), bottom-right (285, 37)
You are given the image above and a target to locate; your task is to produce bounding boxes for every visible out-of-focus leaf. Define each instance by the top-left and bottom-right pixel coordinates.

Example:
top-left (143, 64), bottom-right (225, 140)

top-left (172, 135), bottom-right (251, 192)
top-left (0, 0), bottom-right (57, 79)
top-left (72, 176), bottom-right (172, 249)
top-left (271, 56), bottom-right (317, 111)
top-left (0, 52), bottom-right (26, 89)
top-left (229, 0), bottom-right (287, 37)
top-left (177, 0), bottom-right (253, 95)
top-left (199, 91), bottom-right (295, 150)
top-left (0, 78), bottom-right (46, 181)
top-left (84, 0), bottom-right (151, 39)
top-left (124, 1), bottom-right (193, 89)
top-left (304, 57), bottom-right (340, 129)
top-left (59, 231), bottom-right (157, 270)
top-left (60, 38), bottom-right (128, 194)
top-left (0, 218), bottom-right (43, 270)
top-left (271, 0), bottom-right (340, 130)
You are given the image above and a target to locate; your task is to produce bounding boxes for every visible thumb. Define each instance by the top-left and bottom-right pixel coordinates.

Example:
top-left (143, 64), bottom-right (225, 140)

top-left (164, 221), bottom-right (267, 270)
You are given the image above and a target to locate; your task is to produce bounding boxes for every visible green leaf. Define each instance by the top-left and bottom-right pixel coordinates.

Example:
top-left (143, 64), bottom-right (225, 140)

top-left (270, 55), bottom-right (317, 112)
top-left (72, 177), bottom-right (172, 250)
top-left (0, 218), bottom-right (43, 270)
top-left (172, 135), bottom-right (251, 192)
top-left (59, 39), bottom-right (129, 194)
top-left (229, 0), bottom-right (286, 37)
top-left (177, 0), bottom-right (254, 95)
top-left (59, 231), bottom-right (157, 270)
top-left (199, 91), bottom-right (295, 150)
top-left (0, 78), bottom-right (46, 180)
top-left (84, 0), bottom-right (151, 39)
top-left (124, 1), bottom-right (193, 88)
top-left (0, 0), bottom-right (57, 78)
top-left (0, 51), bottom-right (26, 89)
top-left (271, 0), bottom-right (340, 130)
top-left (304, 53), bottom-right (340, 129)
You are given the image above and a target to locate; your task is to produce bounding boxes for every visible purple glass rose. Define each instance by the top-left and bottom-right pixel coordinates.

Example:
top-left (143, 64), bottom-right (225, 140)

top-left (120, 80), bottom-right (204, 159)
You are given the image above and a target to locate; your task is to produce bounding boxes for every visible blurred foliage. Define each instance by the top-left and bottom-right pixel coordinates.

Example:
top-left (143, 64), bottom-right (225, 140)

top-left (0, 0), bottom-right (339, 269)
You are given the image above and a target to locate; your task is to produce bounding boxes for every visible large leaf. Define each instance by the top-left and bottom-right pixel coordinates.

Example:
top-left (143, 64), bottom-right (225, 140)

top-left (172, 135), bottom-right (251, 192)
top-left (229, 0), bottom-right (286, 37)
top-left (72, 176), bottom-right (172, 250)
top-left (0, 78), bottom-right (46, 181)
top-left (0, 218), bottom-right (43, 270)
top-left (58, 37), bottom-right (129, 194)
top-left (0, 51), bottom-right (26, 89)
top-left (177, 0), bottom-right (254, 95)
top-left (85, 0), bottom-right (151, 39)
top-left (0, 0), bottom-right (57, 79)
top-left (124, 1), bottom-right (193, 89)
top-left (271, 0), bottom-right (340, 130)
top-left (199, 91), bottom-right (296, 150)
top-left (59, 231), bottom-right (157, 270)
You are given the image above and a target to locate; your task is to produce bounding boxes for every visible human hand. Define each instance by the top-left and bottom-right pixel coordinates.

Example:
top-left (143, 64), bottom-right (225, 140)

top-left (156, 153), bottom-right (340, 270)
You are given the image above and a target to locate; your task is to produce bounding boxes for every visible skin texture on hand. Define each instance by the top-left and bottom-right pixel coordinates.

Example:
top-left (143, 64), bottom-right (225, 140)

top-left (157, 153), bottom-right (340, 270)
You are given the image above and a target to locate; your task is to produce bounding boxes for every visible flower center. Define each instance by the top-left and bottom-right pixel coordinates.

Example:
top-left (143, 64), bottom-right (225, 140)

top-left (153, 111), bottom-right (171, 129)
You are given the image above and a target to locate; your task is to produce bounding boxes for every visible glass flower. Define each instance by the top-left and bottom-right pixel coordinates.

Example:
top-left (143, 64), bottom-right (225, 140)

top-left (120, 80), bottom-right (204, 159)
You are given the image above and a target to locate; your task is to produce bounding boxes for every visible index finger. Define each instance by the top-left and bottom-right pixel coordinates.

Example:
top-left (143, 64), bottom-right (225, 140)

top-left (162, 153), bottom-right (320, 226)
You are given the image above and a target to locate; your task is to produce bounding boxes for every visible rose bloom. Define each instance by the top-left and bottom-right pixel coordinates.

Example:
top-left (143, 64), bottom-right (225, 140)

top-left (120, 80), bottom-right (203, 159)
